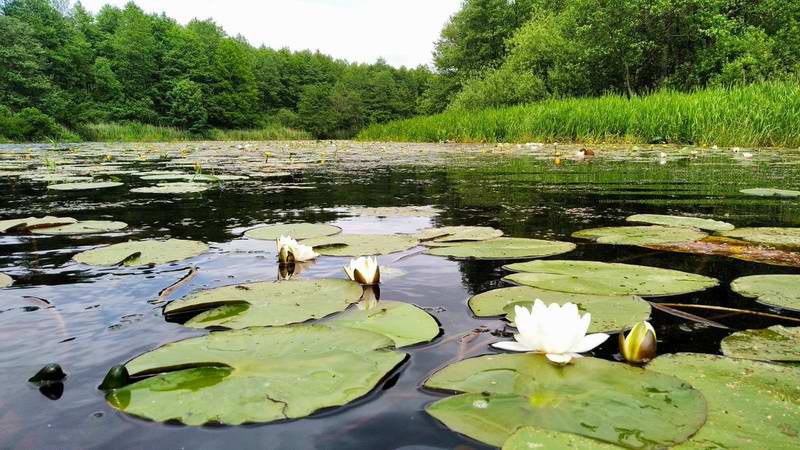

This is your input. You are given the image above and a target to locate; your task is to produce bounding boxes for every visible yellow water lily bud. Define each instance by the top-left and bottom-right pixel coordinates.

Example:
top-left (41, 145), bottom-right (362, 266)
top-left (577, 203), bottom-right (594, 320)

top-left (619, 321), bottom-right (657, 364)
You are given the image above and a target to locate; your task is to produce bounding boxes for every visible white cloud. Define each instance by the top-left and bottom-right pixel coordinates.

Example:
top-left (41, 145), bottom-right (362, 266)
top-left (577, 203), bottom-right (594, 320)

top-left (76, 0), bottom-right (462, 67)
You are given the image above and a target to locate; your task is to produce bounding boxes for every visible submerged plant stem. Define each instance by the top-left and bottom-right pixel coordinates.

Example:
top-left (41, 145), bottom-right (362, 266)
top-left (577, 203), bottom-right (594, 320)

top-left (657, 303), bottom-right (800, 324)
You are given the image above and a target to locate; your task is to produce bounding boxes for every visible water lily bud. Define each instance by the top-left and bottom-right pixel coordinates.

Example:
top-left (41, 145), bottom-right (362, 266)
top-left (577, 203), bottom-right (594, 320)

top-left (29, 363), bottom-right (66, 383)
top-left (619, 321), bottom-right (657, 364)
top-left (344, 256), bottom-right (381, 285)
top-left (99, 365), bottom-right (130, 390)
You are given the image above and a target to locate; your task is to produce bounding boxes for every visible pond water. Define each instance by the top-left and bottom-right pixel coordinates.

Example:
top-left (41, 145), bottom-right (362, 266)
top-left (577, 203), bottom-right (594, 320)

top-left (1, 141), bottom-right (799, 449)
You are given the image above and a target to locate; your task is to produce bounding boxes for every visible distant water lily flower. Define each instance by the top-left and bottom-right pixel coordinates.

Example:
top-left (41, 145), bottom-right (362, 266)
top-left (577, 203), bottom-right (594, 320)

top-left (276, 235), bottom-right (318, 263)
top-left (492, 300), bottom-right (609, 364)
top-left (619, 321), bottom-right (657, 364)
top-left (344, 256), bottom-right (381, 285)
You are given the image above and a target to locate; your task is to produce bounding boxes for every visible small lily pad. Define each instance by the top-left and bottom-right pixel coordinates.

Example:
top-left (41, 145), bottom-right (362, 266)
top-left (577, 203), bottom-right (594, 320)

top-left (730, 274), bottom-right (800, 311)
top-left (47, 181), bottom-right (123, 191)
top-left (426, 237), bottom-right (575, 260)
top-left (328, 300), bottom-right (440, 347)
top-left (74, 239), bottom-right (208, 266)
top-left (720, 227), bottom-right (800, 247)
top-left (350, 206), bottom-right (441, 218)
top-left (165, 279), bottom-right (363, 329)
top-left (626, 214), bottom-right (734, 231)
top-left (0, 273), bottom-right (12, 288)
top-left (415, 226), bottom-right (503, 244)
top-left (648, 353), bottom-right (800, 449)
top-left (503, 427), bottom-right (617, 450)
top-left (301, 234), bottom-right (419, 256)
top-left (244, 223), bottom-right (341, 241)
top-left (31, 221), bottom-right (127, 235)
top-left (645, 236), bottom-right (800, 268)
top-left (741, 188), bottom-right (800, 198)
top-left (573, 226), bottom-right (707, 246)
top-left (720, 326), bottom-right (800, 361)
top-left (130, 182), bottom-right (211, 194)
top-left (504, 260), bottom-right (718, 296)
top-left (0, 216), bottom-right (77, 233)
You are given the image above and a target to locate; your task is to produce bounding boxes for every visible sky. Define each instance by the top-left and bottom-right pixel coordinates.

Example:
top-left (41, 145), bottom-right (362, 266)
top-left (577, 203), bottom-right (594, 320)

top-left (77, 0), bottom-right (463, 67)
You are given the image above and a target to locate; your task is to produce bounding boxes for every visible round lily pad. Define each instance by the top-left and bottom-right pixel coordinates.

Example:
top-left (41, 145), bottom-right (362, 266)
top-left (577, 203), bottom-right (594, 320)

top-left (47, 181), bottom-right (123, 191)
top-left (244, 223), bottom-right (341, 241)
top-left (300, 234), bottom-right (419, 256)
top-left (106, 325), bottom-right (406, 425)
top-left (741, 188), bottom-right (800, 198)
top-left (424, 354), bottom-right (707, 448)
top-left (0, 216), bottom-right (77, 233)
top-left (350, 206), bottom-right (441, 218)
top-left (31, 221), bottom-right (127, 235)
top-left (74, 239), bottom-right (208, 266)
top-left (426, 238), bottom-right (575, 260)
top-left (720, 227), bottom-right (800, 247)
top-left (721, 326), bottom-right (800, 362)
top-left (503, 260), bottom-right (719, 297)
top-left (572, 226), bottom-right (707, 246)
top-left (0, 273), bottom-right (12, 288)
top-left (503, 427), bottom-right (617, 450)
top-left (730, 274), bottom-right (800, 310)
top-left (165, 279), bottom-right (363, 329)
top-left (626, 214), bottom-right (734, 232)
top-left (648, 353), bottom-right (800, 449)
top-left (130, 182), bottom-right (211, 194)
top-left (28, 174), bottom-right (94, 183)
top-left (328, 300), bottom-right (440, 347)
top-left (415, 226), bottom-right (503, 244)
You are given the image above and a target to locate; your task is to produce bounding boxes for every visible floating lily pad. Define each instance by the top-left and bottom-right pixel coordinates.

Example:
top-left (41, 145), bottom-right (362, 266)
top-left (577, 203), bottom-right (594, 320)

top-left (107, 326), bottom-right (406, 425)
top-left (191, 174), bottom-right (249, 182)
top-left (130, 182), bottom-right (211, 194)
top-left (415, 226), bottom-right (503, 244)
top-left (424, 354), bottom-right (707, 448)
top-left (720, 227), bottom-right (800, 247)
top-left (328, 300), bottom-right (440, 347)
top-left (244, 223), bottom-right (341, 241)
top-left (0, 216), bottom-right (77, 233)
top-left (165, 279), bottom-right (363, 329)
top-left (573, 226), bottom-right (707, 246)
top-left (646, 237), bottom-right (800, 268)
top-left (0, 273), bottom-right (12, 288)
top-left (648, 353), bottom-right (800, 449)
top-left (31, 221), bottom-right (127, 235)
top-left (730, 275), bottom-right (800, 311)
top-left (503, 427), bottom-right (617, 450)
top-left (74, 239), bottom-right (208, 266)
top-left (301, 234), bottom-right (419, 256)
top-left (740, 188), bottom-right (800, 198)
top-left (504, 260), bottom-right (718, 296)
top-left (27, 174), bottom-right (94, 183)
top-left (350, 206), bottom-right (441, 218)
top-left (720, 326), bottom-right (800, 361)
top-left (626, 214), bottom-right (734, 231)
top-left (426, 237), bottom-right (575, 260)
top-left (47, 181), bottom-right (123, 191)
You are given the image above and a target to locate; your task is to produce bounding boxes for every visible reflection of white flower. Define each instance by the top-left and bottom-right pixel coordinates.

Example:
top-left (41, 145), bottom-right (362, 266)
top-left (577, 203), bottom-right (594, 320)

top-left (344, 256), bottom-right (381, 285)
top-left (492, 300), bottom-right (609, 364)
top-left (276, 235), bottom-right (318, 263)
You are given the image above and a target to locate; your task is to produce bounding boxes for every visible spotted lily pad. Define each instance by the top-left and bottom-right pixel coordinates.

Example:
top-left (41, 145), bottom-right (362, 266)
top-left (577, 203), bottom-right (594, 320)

top-left (31, 221), bottom-right (127, 235)
top-left (730, 275), bottom-right (800, 311)
top-left (244, 223), bottom-right (341, 241)
top-left (0, 273), bottom-right (12, 288)
top-left (626, 214), bottom-right (734, 231)
top-left (130, 182), bottom-right (211, 194)
top-left (720, 326), bottom-right (800, 362)
top-left (648, 353), bottom-right (800, 449)
top-left (720, 227), bottom-right (800, 247)
top-left (424, 354), bottom-right (707, 448)
top-left (47, 181), bottom-right (123, 191)
top-left (0, 216), bottom-right (77, 233)
top-left (504, 260), bottom-right (718, 296)
top-left (645, 236), bottom-right (800, 268)
top-left (106, 326), bottom-right (406, 425)
top-left (300, 234), bottom-right (419, 256)
top-left (427, 238), bottom-right (575, 260)
top-left (328, 300), bottom-right (440, 347)
top-left (573, 226), bottom-right (707, 246)
top-left (74, 239), bottom-right (208, 266)
top-left (415, 226), bottom-right (503, 244)
top-left (502, 427), bottom-right (617, 450)
top-left (165, 279), bottom-right (363, 329)
top-left (740, 188), bottom-right (800, 198)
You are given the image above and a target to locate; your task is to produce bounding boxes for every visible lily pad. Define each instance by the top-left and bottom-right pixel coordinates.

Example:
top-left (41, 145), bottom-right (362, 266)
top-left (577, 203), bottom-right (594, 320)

top-left (720, 326), bottom-right (800, 361)
top-left (0, 273), bottom-right (12, 288)
top-left (301, 234), bottom-right (419, 256)
top-left (626, 214), bottom-right (734, 232)
top-left (424, 354), bottom-right (707, 448)
top-left (573, 226), bottom-right (707, 246)
top-left (328, 300), bottom-right (440, 347)
top-left (646, 236), bottom-right (800, 268)
top-left (648, 353), bottom-right (800, 449)
top-left (130, 182), bottom-right (211, 194)
top-left (426, 237), bottom-right (575, 260)
top-left (720, 227), bottom-right (800, 247)
top-left (244, 223), bottom-right (341, 241)
top-left (165, 279), bottom-right (363, 329)
top-left (730, 274), bottom-right (800, 311)
top-left (740, 188), bottom-right (800, 198)
top-left (0, 216), bottom-right (77, 233)
top-left (504, 260), bottom-right (718, 297)
top-left (503, 427), bottom-right (617, 450)
top-left (350, 206), bottom-right (441, 218)
top-left (106, 325), bottom-right (406, 425)
top-left (47, 181), bottom-right (123, 191)
top-left (415, 226), bottom-right (503, 244)
top-left (74, 239), bottom-right (208, 266)
top-left (31, 221), bottom-right (127, 235)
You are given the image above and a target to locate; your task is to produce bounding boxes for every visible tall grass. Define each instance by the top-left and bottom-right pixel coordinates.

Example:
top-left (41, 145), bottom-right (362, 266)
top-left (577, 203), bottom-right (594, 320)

top-left (78, 122), bottom-right (311, 142)
top-left (358, 81), bottom-right (800, 147)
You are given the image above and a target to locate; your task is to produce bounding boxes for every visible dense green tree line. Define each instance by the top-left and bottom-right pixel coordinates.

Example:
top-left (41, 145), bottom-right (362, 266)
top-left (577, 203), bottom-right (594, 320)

top-left (0, 0), bottom-right (432, 140)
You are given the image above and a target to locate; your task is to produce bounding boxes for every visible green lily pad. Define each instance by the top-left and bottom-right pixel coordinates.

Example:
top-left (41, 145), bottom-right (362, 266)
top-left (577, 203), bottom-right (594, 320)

top-left (74, 239), bottom-right (208, 266)
top-left (648, 353), bottom-right (800, 449)
top-left (165, 279), bottom-right (363, 329)
top-left (47, 181), bottom-right (123, 191)
top-left (504, 260), bottom-right (718, 297)
top-left (350, 206), bottom-right (441, 217)
top-left (27, 174), bottom-right (94, 183)
top-left (730, 274), bottom-right (800, 310)
top-left (244, 223), bottom-right (341, 241)
top-left (31, 221), bottom-right (127, 235)
top-left (301, 234), bottom-right (419, 256)
top-left (720, 326), bottom-right (800, 362)
top-left (0, 273), bottom-right (12, 288)
top-left (626, 214), bottom-right (734, 232)
top-left (426, 237), bottom-right (575, 260)
top-left (573, 226), bottom-right (707, 246)
top-left (328, 300), bottom-right (440, 347)
top-left (415, 226), bottom-right (503, 244)
top-left (107, 325), bottom-right (406, 425)
top-left (503, 427), bottom-right (617, 450)
top-left (720, 227), bottom-right (800, 247)
top-left (424, 354), bottom-right (707, 448)
top-left (0, 216), bottom-right (77, 233)
top-left (130, 182), bottom-right (211, 194)
top-left (740, 188), bottom-right (800, 198)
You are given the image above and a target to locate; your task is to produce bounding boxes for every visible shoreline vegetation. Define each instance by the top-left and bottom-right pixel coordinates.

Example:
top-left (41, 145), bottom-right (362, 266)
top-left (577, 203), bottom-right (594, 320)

top-left (77, 122), bottom-right (311, 143)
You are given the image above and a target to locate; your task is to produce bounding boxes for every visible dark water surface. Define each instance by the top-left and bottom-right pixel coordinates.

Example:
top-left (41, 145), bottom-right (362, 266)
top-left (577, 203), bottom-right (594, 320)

top-left (1, 142), bottom-right (799, 450)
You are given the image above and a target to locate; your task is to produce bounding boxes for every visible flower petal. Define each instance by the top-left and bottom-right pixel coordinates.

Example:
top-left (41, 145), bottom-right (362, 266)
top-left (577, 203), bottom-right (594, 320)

top-left (491, 341), bottom-right (534, 352)
top-left (545, 353), bottom-right (573, 364)
top-left (571, 332), bottom-right (610, 353)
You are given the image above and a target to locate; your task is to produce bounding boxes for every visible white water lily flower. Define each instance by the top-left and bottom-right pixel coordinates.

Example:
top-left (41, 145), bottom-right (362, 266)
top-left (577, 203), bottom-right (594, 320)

top-left (276, 235), bottom-right (318, 263)
top-left (344, 256), bottom-right (380, 285)
top-left (492, 299), bottom-right (609, 364)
